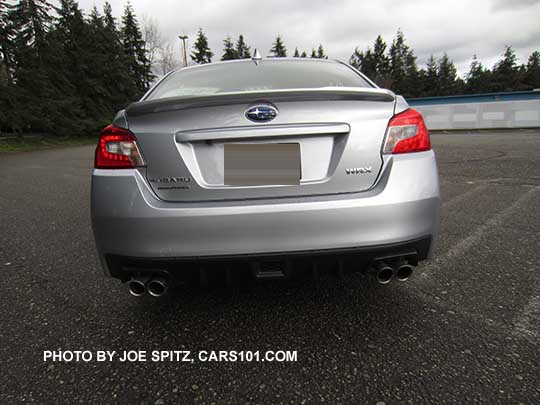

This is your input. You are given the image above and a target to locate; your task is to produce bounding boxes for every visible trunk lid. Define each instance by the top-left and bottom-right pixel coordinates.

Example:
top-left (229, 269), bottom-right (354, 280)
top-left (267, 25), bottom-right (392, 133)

top-left (125, 88), bottom-right (395, 202)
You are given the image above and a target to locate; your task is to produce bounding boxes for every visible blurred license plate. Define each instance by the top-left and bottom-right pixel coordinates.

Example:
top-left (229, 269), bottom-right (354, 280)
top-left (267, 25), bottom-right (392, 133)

top-left (224, 143), bottom-right (301, 186)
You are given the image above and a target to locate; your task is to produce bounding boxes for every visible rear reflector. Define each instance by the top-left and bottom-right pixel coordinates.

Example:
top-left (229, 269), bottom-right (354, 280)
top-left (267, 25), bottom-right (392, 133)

top-left (94, 125), bottom-right (145, 169)
top-left (382, 109), bottom-right (431, 154)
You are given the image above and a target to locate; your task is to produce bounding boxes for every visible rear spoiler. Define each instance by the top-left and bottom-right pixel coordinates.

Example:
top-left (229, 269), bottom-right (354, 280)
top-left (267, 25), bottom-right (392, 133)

top-left (126, 87), bottom-right (396, 117)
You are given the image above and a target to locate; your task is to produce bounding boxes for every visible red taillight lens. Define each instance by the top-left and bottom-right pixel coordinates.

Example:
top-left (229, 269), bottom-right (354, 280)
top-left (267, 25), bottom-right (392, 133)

top-left (383, 108), bottom-right (431, 154)
top-left (94, 125), bottom-right (145, 169)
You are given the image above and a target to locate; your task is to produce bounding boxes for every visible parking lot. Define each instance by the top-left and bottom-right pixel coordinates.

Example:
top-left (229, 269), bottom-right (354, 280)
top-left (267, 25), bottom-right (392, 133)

top-left (1, 130), bottom-right (539, 403)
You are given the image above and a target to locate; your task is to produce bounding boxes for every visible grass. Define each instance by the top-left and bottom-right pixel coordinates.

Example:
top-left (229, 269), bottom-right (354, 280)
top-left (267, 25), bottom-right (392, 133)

top-left (0, 134), bottom-right (96, 153)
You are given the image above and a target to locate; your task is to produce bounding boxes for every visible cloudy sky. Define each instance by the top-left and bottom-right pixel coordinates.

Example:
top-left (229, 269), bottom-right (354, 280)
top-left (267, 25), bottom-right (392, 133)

top-left (79, 0), bottom-right (540, 77)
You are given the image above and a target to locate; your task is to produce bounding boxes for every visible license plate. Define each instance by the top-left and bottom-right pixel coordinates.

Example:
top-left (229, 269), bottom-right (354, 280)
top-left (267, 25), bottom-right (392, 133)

top-left (224, 143), bottom-right (301, 186)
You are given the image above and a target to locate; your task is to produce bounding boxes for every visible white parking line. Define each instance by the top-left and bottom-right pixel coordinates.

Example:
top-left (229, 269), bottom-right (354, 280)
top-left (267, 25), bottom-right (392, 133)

top-left (422, 186), bottom-right (540, 278)
top-left (445, 187), bottom-right (539, 260)
top-left (415, 186), bottom-right (540, 343)
top-left (442, 184), bottom-right (488, 210)
top-left (514, 292), bottom-right (540, 341)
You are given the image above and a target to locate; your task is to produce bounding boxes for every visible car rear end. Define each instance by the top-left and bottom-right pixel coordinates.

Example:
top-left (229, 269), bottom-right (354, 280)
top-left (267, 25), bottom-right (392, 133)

top-left (91, 59), bottom-right (439, 295)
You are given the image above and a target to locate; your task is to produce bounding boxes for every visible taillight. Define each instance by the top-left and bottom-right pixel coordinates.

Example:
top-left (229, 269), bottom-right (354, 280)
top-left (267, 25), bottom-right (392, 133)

top-left (94, 125), bottom-right (145, 169)
top-left (382, 108), bottom-right (431, 154)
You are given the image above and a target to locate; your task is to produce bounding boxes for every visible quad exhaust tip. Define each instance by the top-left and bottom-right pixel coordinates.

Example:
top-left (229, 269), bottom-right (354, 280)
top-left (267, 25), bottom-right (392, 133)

top-left (371, 259), bottom-right (416, 284)
top-left (128, 276), bottom-right (149, 297)
top-left (147, 276), bottom-right (168, 298)
top-left (374, 262), bottom-right (394, 285)
top-left (128, 274), bottom-right (168, 297)
top-left (396, 263), bottom-right (414, 282)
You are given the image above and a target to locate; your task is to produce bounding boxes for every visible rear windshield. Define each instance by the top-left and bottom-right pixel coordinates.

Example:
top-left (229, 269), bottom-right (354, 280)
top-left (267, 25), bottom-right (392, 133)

top-left (145, 59), bottom-right (373, 100)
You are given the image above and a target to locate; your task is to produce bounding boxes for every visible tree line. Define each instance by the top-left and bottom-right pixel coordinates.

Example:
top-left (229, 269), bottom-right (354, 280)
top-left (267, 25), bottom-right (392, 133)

top-left (348, 31), bottom-right (540, 98)
top-left (1, 0), bottom-right (153, 136)
top-left (192, 28), bottom-right (540, 98)
top-left (1, 1), bottom-right (539, 137)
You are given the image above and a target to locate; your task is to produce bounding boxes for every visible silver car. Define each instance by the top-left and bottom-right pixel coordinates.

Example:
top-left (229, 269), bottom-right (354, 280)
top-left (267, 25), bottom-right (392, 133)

top-left (91, 58), bottom-right (440, 297)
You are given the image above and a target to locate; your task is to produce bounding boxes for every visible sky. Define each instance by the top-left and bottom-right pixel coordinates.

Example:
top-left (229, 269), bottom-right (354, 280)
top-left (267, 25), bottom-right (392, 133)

top-left (78, 0), bottom-right (540, 77)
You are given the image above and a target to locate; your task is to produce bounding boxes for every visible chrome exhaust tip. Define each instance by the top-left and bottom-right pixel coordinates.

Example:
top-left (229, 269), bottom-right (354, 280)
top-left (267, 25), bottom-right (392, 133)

top-left (147, 276), bottom-right (168, 298)
top-left (373, 262), bottom-right (394, 285)
top-left (128, 276), bottom-right (149, 297)
top-left (396, 263), bottom-right (415, 282)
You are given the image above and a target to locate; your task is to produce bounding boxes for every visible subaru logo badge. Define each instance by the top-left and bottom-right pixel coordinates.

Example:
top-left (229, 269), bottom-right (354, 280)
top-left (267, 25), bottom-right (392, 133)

top-left (245, 105), bottom-right (278, 123)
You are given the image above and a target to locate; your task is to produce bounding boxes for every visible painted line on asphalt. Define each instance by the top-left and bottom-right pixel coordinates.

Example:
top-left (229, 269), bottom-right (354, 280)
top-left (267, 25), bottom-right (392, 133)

top-left (445, 187), bottom-right (539, 261)
top-left (422, 186), bottom-right (540, 278)
top-left (442, 184), bottom-right (488, 210)
top-left (513, 292), bottom-right (540, 341)
top-left (415, 186), bottom-right (540, 343)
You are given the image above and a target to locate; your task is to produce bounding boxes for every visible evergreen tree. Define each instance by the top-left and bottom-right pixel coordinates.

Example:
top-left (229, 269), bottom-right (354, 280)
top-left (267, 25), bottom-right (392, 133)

top-left (0, 0), bottom-right (15, 132)
top-left (351, 47), bottom-right (374, 79)
top-left (86, 5), bottom-right (131, 126)
top-left (7, 0), bottom-right (54, 133)
top-left (416, 68), bottom-right (427, 96)
top-left (364, 49), bottom-right (378, 79)
top-left (46, 0), bottom-right (95, 134)
top-left (465, 54), bottom-right (491, 94)
top-left (310, 48), bottom-right (316, 58)
top-left (0, 1), bottom-right (7, 30)
top-left (403, 51), bottom-right (420, 97)
top-left (221, 36), bottom-right (237, 60)
top-left (300, 50), bottom-right (307, 58)
top-left (491, 46), bottom-right (519, 92)
top-left (0, 0), bottom-right (159, 136)
top-left (524, 50), bottom-right (540, 89)
top-left (235, 34), bottom-right (250, 58)
top-left (316, 44), bottom-right (327, 59)
top-left (101, 2), bottom-right (137, 108)
top-left (363, 48), bottom-right (378, 79)
top-left (372, 35), bottom-right (389, 86)
top-left (191, 27), bottom-right (213, 64)
top-left (103, 1), bottom-right (115, 30)
top-left (349, 47), bottom-right (363, 69)
top-left (388, 29), bottom-right (410, 94)
top-left (10, 0), bottom-right (52, 57)
top-left (270, 35), bottom-right (287, 57)
top-left (89, 6), bottom-right (102, 29)
top-left (88, 6), bottom-right (109, 94)
top-left (437, 53), bottom-right (458, 95)
top-left (293, 47), bottom-right (299, 57)
top-left (121, 3), bottom-right (154, 93)
top-left (0, 0), bottom-right (14, 84)
top-left (454, 77), bottom-right (465, 95)
top-left (350, 36), bottom-right (390, 87)
top-left (424, 55), bottom-right (439, 96)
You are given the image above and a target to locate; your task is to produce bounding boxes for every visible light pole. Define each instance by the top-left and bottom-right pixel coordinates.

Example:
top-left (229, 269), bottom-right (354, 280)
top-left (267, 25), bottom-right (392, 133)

top-left (178, 35), bottom-right (188, 67)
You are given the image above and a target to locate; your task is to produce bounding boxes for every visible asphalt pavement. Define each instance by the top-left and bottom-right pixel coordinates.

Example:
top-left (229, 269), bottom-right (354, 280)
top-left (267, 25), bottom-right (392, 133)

top-left (1, 130), bottom-right (539, 403)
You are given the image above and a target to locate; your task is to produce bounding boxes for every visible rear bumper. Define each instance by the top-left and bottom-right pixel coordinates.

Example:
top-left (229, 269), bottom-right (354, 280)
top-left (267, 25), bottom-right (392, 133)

top-left (104, 237), bottom-right (433, 282)
top-left (91, 151), bottom-right (440, 277)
